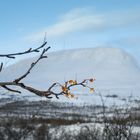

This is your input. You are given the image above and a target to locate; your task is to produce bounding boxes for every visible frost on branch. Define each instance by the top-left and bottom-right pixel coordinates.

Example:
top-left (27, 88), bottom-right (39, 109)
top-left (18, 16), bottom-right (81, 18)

top-left (0, 41), bottom-right (95, 99)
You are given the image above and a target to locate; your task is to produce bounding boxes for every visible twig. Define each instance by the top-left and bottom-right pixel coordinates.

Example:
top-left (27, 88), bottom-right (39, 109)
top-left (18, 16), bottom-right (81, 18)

top-left (0, 63), bottom-right (3, 72)
top-left (14, 47), bottom-right (50, 83)
top-left (0, 41), bottom-right (47, 59)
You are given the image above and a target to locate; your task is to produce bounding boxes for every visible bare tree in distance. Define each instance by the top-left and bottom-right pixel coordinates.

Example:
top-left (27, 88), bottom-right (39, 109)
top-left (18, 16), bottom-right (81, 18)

top-left (0, 40), bottom-right (95, 99)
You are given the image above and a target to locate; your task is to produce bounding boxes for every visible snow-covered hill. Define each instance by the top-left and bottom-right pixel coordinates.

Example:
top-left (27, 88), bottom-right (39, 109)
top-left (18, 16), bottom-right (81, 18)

top-left (0, 47), bottom-right (140, 104)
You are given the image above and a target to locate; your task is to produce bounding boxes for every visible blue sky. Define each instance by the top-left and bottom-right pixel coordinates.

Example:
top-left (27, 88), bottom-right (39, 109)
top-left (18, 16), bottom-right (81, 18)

top-left (0, 0), bottom-right (140, 63)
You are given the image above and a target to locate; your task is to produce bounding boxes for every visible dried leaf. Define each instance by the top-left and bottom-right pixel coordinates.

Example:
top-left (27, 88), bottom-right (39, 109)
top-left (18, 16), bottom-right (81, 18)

top-left (73, 80), bottom-right (77, 85)
top-left (90, 88), bottom-right (94, 93)
top-left (89, 78), bottom-right (94, 82)
top-left (62, 86), bottom-right (68, 93)
top-left (69, 80), bottom-right (74, 84)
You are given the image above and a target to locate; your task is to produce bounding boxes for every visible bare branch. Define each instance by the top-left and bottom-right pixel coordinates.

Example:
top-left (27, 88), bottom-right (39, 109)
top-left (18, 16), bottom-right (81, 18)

top-left (14, 47), bottom-right (50, 83)
top-left (0, 41), bottom-right (47, 59)
top-left (1, 85), bottom-right (21, 93)
top-left (0, 63), bottom-right (3, 72)
top-left (0, 81), bottom-right (61, 98)
top-left (0, 41), bottom-right (95, 99)
top-left (0, 42), bottom-right (63, 98)
top-left (0, 78), bottom-right (95, 99)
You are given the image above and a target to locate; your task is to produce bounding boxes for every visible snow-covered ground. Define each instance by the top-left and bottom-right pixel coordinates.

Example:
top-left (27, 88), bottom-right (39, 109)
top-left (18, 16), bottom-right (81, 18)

top-left (0, 47), bottom-right (140, 105)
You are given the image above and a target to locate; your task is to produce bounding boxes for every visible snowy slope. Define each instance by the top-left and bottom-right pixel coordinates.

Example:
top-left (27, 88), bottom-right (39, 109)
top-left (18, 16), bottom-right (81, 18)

top-left (0, 47), bottom-right (140, 104)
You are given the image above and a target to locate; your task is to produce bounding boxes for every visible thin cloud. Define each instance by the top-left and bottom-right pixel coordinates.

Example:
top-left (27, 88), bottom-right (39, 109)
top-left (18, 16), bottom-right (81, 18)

top-left (25, 7), bottom-right (140, 42)
top-left (25, 8), bottom-right (104, 42)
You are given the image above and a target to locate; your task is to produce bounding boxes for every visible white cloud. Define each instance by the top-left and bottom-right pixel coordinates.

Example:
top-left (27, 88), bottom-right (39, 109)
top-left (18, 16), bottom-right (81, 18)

top-left (25, 8), bottom-right (105, 42)
top-left (25, 7), bottom-right (140, 42)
